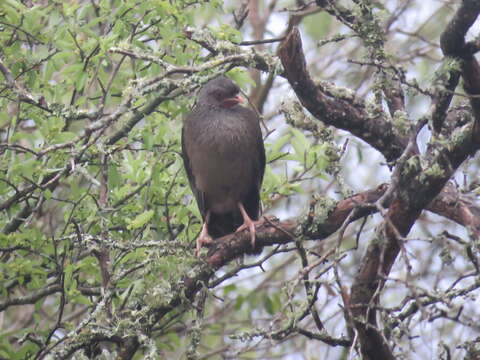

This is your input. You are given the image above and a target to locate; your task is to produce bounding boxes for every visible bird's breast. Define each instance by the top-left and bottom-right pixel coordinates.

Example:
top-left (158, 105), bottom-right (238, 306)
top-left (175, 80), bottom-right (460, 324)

top-left (187, 123), bottom-right (257, 213)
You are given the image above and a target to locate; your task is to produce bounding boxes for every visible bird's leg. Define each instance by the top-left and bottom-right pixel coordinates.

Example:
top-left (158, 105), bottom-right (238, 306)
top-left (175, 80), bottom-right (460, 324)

top-left (235, 203), bottom-right (259, 249)
top-left (195, 212), bottom-right (213, 256)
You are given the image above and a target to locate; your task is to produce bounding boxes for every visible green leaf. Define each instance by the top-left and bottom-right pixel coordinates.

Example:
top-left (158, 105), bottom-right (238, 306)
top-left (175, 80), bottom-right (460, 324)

top-left (264, 294), bottom-right (281, 315)
top-left (270, 133), bottom-right (291, 156)
top-left (223, 284), bottom-right (237, 295)
top-left (64, 263), bottom-right (74, 288)
top-left (302, 11), bottom-right (332, 40)
top-left (290, 128), bottom-right (310, 162)
top-left (234, 294), bottom-right (245, 310)
top-left (75, 71), bottom-right (88, 91)
top-left (127, 209), bottom-right (154, 229)
top-left (53, 131), bottom-right (77, 144)
top-left (44, 189), bottom-right (52, 200)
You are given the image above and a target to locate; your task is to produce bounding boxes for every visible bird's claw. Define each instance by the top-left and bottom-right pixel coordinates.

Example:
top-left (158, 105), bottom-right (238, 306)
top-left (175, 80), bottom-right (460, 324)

top-left (195, 225), bottom-right (213, 257)
top-left (235, 219), bottom-right (258, 249)
top-left (195, 234), bottom-right (213, 257)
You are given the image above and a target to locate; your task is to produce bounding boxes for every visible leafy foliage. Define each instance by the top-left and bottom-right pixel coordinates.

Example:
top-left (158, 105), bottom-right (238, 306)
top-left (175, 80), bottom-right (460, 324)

top-left (1, 0), bottom-right (480, 359)
top-left (0, 0), bottom-right (327, 358)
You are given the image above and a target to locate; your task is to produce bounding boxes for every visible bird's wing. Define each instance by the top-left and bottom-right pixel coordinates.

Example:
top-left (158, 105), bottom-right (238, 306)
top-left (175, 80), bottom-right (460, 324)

top-left (181, 122), bottom-right (207, 220)
top-left (240, 107), bottom-right (266, 219)
top-left (256, 123), bottom-right (266, 187)
top-left (242, 106), bottom-right (266, 185)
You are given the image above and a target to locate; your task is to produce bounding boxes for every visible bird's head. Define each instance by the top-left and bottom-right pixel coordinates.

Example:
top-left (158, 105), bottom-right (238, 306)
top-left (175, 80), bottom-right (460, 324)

top-left (198, 76), bottom-right (244, 108)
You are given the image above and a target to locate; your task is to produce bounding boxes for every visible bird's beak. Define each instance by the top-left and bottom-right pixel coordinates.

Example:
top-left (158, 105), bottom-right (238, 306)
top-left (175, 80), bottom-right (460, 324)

top-left (221, 95), bottom-right (244, 108)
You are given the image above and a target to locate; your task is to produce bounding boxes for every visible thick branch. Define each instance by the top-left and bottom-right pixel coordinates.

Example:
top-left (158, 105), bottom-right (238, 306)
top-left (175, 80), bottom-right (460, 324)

top-left (174, 182), bottom-right (480, 347)
top-left (278, 27), bottom-right (407, 162)
top-left (49, 177), bottom-right (480, 359)
top-left (440, 0), bottom-right (480, 140)
top-left (428, 182), bottom-right (480, 238)
top-left (0, 284), bottom-right (61, 312)
top-left (440, 0), bottom-right (480, 58)
top-left (346, 4), bottom-right (480, 358)
top-left (350, 81), bottom-right (480, 358)
top-left (351, 122), bottom-right (480, 359)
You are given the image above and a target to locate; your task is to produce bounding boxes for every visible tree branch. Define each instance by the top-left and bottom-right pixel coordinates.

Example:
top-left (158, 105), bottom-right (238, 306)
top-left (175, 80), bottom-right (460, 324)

top-left (278, 27), bottom-right (407, 162)
top-left (440, 0), bottom-right (480, 140)
top-left (274, 6), bottom-right (480, 359)
top-left (44, 173), bottom-right (480, 359)
top-left (0, 283), bottom-right (61, 312)
top-left (349, 3), bottom-right (480, 352)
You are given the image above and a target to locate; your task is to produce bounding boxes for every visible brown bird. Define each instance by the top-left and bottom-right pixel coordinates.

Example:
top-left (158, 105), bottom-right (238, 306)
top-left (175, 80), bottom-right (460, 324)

top-left (181, 76), bottom-right (266, 255)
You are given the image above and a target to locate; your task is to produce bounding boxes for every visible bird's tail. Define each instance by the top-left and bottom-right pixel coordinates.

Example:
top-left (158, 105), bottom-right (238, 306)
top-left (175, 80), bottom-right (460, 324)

top-left (207, 211), bottom-right (241, 239)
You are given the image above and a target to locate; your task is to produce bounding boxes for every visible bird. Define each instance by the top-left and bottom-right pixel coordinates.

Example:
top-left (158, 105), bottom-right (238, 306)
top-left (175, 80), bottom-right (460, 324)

top-left (181, 76), bottom-right (266, 255)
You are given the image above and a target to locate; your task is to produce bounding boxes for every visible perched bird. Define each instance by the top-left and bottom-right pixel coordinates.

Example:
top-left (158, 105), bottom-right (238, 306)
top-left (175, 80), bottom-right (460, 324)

top-left (181, 76), bottom-right (266, 255)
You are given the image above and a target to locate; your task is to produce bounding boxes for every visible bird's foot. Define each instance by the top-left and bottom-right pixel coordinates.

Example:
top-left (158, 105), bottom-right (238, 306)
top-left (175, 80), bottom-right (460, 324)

top-left (195, 224), bottom-right (213, 257)
top-left (235, 218), bottom-right (260, 249)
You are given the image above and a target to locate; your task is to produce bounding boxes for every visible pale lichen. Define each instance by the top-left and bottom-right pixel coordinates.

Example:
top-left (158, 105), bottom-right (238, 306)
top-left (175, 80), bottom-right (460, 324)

top-left (422, 162), bottom-right (445, 179)
top-left (319, 80), bottom-right (359, 104)
top-left (301, 194), bottom-right (337, 237)
top-left (392, 110), bottom-right (410, 137)
top-left (402, 155), bottom-right (421, 179)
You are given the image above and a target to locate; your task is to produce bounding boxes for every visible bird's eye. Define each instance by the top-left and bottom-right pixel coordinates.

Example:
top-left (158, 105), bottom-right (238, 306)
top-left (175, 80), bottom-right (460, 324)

top-left (212, 90), bottom-right (222, 100)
